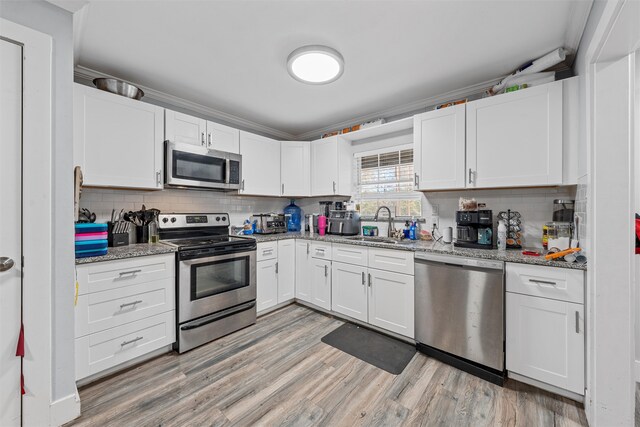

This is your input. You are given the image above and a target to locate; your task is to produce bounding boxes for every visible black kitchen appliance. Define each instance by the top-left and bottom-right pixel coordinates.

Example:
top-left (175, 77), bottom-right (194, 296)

top-left (454, 210), bottom-right (494, 249)
top-left (159, 213), bottom-right (257, 353)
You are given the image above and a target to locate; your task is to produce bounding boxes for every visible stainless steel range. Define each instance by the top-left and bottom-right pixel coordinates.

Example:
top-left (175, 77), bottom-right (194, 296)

top-left (159, 213), bottom-right (257, 353)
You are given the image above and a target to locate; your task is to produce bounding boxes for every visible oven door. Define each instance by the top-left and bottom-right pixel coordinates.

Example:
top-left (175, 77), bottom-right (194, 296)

top-left (166, 141), bottom-right (238, 189)
top-left (178, 249), bottom-right (256, 323)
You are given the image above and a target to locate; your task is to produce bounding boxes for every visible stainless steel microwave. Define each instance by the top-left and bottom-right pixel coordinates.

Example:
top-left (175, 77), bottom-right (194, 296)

top-left (165, 141), bottom-right (241, 190)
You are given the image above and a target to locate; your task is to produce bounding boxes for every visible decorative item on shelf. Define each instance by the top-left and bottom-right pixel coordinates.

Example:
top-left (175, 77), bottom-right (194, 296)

top-left (359, 118), bottom-right (386, 129)
top-left (435, 98), bottom-right (468, 110)
top-left (497, 210), bottom-right (523, 249)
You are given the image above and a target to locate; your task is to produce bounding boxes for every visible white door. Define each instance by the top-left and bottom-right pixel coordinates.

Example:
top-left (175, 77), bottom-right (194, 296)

top-left (165, 109), bottom-right (207, 146)
top-left (256, 259), bottom-right (278, 312)
top-left (277, 240), bottom-right (296, 303)
top-left (311, 137), bottom-right (339, 196)
top-left (368, 269), bottom-right (414, 338)
top-left (239, 131), bottom-right (281, 195)
top-left (466, 81), bottom-right (563, 188)
top-left (0, 38), bottom-right (23, 427)
top-left (506, 293), bottom-right (584, 394)
top-left (207, 120), bottom-right (239, 153)
top-left (281, 141), bottom-right (311, 197)
top-left (414, 104), bottom-right (466, 190)
top-left (74, 84), bottom-right (164, 189)
top-left (331, 262), bottom-right (368, 322)
top-left (311, 259), bottom-right (332, 310)
top-left (295, 240), bottom-right (312, 302)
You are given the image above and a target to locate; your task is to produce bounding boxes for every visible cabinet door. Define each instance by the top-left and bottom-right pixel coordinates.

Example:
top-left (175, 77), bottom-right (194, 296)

top-left (368, 269), bottom-right (414, 338)
top-left (281, 141), bottom-right (311, 197)
top-left (466, 81), bottom-right (563, 188)
top-left (295, 240), bottom-right (312, 302)
top-left (74, 84), bottom-right (164, 189)
top-left (331, 262), bottom-right (367, 322)
top-left (256, 259), bottom-right (278, 312)
top-left (165, 109), bottom-right (207, 146)
top-left (414, 104), bottom-right (466, 190)
top-left (506, 293), bottom-right (584, 394)
top-left (207, 121), bottom-right (240, 153)
top-left (311, 137), bottom-right (339, 196)
top-left (277, 240), bottom-right (296, 303)
top-left (311, 259), bottom-right (332, 310)
top-left (239, 131), bottom-right (281, 195)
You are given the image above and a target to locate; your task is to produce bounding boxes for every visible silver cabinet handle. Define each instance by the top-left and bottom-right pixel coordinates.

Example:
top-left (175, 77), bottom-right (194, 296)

top-left (121, 336), bottom-right (143, 347)
top-left (275, 262), bottom-right (279, 274)
top-left (201, 131), bottom-right (206, 146)
top-left (120, 300), bottom-right (142, 309)
top-left (241, 179), bottom-right (245, 191)
top-left (156, 171), bottom-right (161, 185)
top-left (119, 269), bottom-right (142, 277)
top-left (468, 168), bottom-right (473, 184)
top-left (529, 279), bottom-right (557, 286)
top-left (282, 183), bottom-right (285, 195)
top-left (368, 273), bottom-right (372, 287)
top-left (414, 173), bottom-right (419, 187)
top-left (306, 243), bottom-right (310, 254)
top-left (0, 257), bottom-right (15, 272)
top-left (361, 271), bottom-right (365, 285)
top-left (208, 132), bottom-right (212, 147)
top-left (324, 265), bottom-right (328, 277)
top-left (575, 311), bottom-right (580, 333)
top-left (333, 181), bottom-right (336, 194)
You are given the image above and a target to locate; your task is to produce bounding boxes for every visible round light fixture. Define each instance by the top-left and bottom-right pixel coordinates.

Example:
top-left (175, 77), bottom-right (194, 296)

top-left (287, 45), bottom-right (344, 85)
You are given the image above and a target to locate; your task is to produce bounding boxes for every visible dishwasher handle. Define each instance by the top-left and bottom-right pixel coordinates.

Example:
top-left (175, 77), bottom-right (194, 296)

top-left (415, 252), bottom-right (504, 271)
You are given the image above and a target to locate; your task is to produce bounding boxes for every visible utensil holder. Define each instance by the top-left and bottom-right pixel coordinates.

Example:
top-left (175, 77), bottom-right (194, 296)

top-left (107, 222), bottom-right (130, 247)
top-left (136, 225), bottom-right (149, 244)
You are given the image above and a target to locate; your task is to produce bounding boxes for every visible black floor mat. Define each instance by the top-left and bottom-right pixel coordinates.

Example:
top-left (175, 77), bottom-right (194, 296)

top-left (321, 323), bottom-right (416, 375)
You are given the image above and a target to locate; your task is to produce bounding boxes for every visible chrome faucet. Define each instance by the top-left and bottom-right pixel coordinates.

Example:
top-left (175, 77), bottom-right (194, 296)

top-left (373, 206), bottom-right (394, 237)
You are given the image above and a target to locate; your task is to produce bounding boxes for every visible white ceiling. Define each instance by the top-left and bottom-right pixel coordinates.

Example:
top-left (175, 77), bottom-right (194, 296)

top-left (72, 0), bottom-right (592, 139)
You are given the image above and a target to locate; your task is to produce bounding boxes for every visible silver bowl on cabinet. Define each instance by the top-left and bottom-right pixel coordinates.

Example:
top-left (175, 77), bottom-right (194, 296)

top-left (93, 78), bottom-right (144, 100)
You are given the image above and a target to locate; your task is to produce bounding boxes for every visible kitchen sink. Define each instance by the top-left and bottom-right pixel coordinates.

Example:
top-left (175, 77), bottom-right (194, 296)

top-left (344, 236), bottom-right (410, 244)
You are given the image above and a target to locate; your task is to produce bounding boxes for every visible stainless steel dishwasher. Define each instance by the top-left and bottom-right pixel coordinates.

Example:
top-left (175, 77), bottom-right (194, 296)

top-left (415, 252), bottom-right (505, 385)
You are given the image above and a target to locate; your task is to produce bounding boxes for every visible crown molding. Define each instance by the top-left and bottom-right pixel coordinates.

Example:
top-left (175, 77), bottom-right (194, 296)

top-left (293, 76), bottom-right (504, 140)
top-left (74, 65), bottom-right (298, 140)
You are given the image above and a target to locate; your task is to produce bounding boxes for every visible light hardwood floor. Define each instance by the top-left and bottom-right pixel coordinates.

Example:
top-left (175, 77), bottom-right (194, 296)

top-left (67, 304), bottom-right (588, 427)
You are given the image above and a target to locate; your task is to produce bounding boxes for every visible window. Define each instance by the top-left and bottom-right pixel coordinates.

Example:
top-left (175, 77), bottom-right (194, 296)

top-left (354, 146), bottom-right (422, 218)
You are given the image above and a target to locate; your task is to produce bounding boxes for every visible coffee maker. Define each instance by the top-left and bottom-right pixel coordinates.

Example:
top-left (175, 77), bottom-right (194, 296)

top-left (454, 210), bottom-right (493, 249)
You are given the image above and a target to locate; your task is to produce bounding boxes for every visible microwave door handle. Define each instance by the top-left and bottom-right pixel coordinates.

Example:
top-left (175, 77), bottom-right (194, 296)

top-left (225, 158), bottom-right (231, 184)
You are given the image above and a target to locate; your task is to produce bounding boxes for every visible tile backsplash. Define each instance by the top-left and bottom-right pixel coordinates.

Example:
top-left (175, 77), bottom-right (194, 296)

top-left (80, 186), bottom-right (576, 249)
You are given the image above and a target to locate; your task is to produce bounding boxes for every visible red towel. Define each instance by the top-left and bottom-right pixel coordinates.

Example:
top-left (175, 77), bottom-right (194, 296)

top-left (636, 215), bottom-right (640, 254)
top-left (15, 324), bottom-right (24, 357)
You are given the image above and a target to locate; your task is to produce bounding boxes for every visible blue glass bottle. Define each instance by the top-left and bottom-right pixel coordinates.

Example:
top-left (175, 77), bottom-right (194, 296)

top-left (284, 199), bottom-right (302, 232)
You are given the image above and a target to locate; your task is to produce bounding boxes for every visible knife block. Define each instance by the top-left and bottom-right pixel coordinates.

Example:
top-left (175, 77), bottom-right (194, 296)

top-left (107, 222), bottom-right (130, 247)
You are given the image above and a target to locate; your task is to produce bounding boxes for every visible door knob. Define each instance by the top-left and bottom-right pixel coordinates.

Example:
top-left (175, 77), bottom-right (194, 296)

top-left (0, 257), bottom-right (15, 272)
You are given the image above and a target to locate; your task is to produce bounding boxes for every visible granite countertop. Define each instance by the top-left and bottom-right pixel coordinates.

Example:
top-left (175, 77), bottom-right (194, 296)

top-left (248, 232), bottom-right (587, 270)
top-left (75, 243), bottom-right (177, 265)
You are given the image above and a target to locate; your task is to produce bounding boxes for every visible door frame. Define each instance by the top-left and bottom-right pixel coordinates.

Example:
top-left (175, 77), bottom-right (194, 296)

top-left (0, 18), bottom-right (59, 426)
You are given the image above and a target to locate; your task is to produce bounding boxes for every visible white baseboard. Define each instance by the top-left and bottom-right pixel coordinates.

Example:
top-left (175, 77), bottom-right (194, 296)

top-left (635, 359), bottom-right (640, 382)
top-left (50, 389), bottom-right (81, 427)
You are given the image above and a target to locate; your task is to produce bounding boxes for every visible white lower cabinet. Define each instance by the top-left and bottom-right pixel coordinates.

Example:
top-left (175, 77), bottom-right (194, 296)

top-left (368, 269), bottom-right (415, 338)
top-left (256, 258), bottom-right (278, 312)
top-left (506, 263), bottom-right (585, 395)
top-left (75, 254), bottom-right (176, 381)
top-left (277, 240), bottom-right (296, 303)
top-left (257, 240), bottom-right (297, 313)
top-left (311, 258), bottom-right (332, 310)
top-left (295, 240), bottom-right (312, 302)
top-left (332, 262), bottom-right (368, 322)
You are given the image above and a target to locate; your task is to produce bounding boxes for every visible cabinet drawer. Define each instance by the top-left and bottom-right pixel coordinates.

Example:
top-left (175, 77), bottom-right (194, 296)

top-left (257, 241), bottom-right (278, 261)
top-left (75, 311), bottom-right (175, 380)
top-left (310, 241), bottom-right (332, 260)
top-left (332, 244), bottom-right (368, 267)
top-left (77, 254), bottom-right (175, 295)
top-left (75, 278), bottom-right (175, 338)
top-left (369, 248), bottom-right (414, 275)
top-left (506, 263), bottom-right (584, 304)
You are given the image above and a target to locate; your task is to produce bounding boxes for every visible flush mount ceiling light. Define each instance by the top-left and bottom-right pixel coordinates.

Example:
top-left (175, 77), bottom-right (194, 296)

top-left (287, 45), bottom-right (344, 85)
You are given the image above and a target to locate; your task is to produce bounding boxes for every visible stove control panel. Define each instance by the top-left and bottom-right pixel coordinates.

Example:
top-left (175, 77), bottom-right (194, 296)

top-left (158, 213), bottom-right (230, 229)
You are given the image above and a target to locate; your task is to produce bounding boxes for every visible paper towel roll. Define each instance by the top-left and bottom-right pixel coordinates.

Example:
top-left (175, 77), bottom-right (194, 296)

top-left (492, 48), bottom-right (565, 93)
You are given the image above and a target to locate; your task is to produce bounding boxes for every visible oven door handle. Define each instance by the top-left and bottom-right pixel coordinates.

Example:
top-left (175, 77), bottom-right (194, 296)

top-left (180, 301), bottom-right (256, 331)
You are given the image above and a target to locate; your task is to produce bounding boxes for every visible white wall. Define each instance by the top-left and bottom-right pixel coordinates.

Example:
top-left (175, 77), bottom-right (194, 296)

top-left (0, 0), bottom-right (76, 403)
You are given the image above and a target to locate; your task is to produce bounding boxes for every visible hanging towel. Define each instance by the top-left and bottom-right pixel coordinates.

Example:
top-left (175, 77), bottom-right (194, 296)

top-left (15, 324), bottom-right (24, 357)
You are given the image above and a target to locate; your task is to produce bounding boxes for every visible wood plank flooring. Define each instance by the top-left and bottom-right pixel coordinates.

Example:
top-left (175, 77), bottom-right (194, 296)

top-left (67, 304), bottom-right (588, 427)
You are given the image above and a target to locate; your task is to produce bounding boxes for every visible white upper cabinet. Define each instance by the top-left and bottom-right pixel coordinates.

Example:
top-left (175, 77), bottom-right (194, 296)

top-left (466, 81), bottom-right (563, 188)
top-left (239, 131), bottom-right (281, 196)
top-left (165, 110), bottom-right (207, 147)
top-left (165, 110), bottom-right (240, 153)
top-left (311, 136), bottom-right (352, 196)
top-left (73, 83), bottom-right (164, 190)
top-left (206, 120), bottom-right (240, 154)
top-left (281, 141), bottom-right (311, 197)
top-left (414, 104), bottom-right (466, 190)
